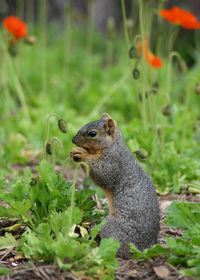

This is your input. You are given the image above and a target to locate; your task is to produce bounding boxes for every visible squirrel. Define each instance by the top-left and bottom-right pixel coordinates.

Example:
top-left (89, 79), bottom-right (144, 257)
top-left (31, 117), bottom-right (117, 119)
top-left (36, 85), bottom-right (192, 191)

top-left (70, 113), bottom-right (160, 259)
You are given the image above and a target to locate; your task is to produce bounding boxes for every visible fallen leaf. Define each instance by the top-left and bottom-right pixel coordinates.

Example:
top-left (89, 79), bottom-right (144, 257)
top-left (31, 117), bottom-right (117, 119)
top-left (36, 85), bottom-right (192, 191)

top-left (127, 269), bottom-right (138, 277)
top-left (153, 265), bottom-right (170, 278)
top-left (159, 200), bottom-right (172, 213)
top-left (4, 223), bottom-right (23, 232)
top-left (78, 225), bottom-right (88, 237)
top-left (9, 253), bottom-right (25, 262)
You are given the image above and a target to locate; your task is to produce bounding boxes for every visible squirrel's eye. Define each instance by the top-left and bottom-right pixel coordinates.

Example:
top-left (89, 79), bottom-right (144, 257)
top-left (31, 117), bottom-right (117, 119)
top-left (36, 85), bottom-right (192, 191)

top-left (88, 131), bottom-right (97, 137)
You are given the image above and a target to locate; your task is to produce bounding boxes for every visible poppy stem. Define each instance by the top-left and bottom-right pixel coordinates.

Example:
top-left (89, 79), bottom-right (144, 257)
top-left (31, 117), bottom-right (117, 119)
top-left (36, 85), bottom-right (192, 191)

top-left (1, 31), bottom-right (30, 120)
top-left (121, 0), bottom-right (130, 50)
top-left (62, 157), bottom-right (71, 178)
top-left (63, 3), bottom-right (72, 74)
top-left (106, 18), bottom-right (115, 64)
top-left (86, 0), bottom-right (95, 53)
top-left (139, 0), bottom-right (147, 131)
top-left (166, 51), bottom-right (183, 102)
top-left (39, 0), bottom-right (47, 94)
top-left (86, 70), bottom-right (129, 122)
top-left (68, 162), bottom-right (89, 239)
top-left (180, 78), bottom-right (197, 154)
top-left (43, 113), bottom-right (61, 160)
top-left (51, 137), bottom-right (63, 169)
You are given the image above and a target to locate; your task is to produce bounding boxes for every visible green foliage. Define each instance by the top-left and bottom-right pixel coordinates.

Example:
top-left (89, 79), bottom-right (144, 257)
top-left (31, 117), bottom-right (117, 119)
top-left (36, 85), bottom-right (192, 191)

top-left (126, 120), bottom-right (200, 194)
top-left (130, 243), bottom-right (169, 260)
top-left (152, 142), bottom-right (200, 193)
top-left (1, 0), bottom-right (200, 277)
top-left (130, 200), bottom-right (200, 279)
top-left (165, 200), bottom-right (200, 278)
top-left (0, 160), bottom-right (102, 229)
top-left (0, 233), bottom-right (17, 250)
top-left (0, 266), bottom-right (12, 275)
top-left (0, 18), bottom-right (200, 194)
top-left (0, 160), bottom-right (119, 278)
top-left (165, 200), bottom-right (200, 229)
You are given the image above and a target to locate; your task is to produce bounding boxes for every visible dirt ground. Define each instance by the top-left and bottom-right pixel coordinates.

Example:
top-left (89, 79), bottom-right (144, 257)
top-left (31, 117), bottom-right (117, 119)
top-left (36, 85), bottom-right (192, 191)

top-left (0, 164), bottom-right (199, 280)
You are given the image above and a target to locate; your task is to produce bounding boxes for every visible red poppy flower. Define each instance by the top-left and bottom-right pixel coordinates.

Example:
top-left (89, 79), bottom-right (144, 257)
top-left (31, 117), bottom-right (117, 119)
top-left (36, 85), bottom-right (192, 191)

top-left (159, 6), bottom-right (200, 29)
top-left (137, 38), bottom-right (163, 68)
top-left (3, 15), bottom-right (27, 39)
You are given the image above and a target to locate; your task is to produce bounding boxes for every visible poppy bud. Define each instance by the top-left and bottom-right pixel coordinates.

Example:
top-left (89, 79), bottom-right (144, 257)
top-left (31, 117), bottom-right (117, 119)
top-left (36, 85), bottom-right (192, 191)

top-left (138, 92), bottom-right (149, 101)
top-left (162, 104), bottom-right (172, 117)
top-left (25, 35), bottom-right (37, 45)
top-left (58, 119), bottom-right (68, 133)
top-left (132, 68), bottom-right (140, 79)
top-left (30, 177), bottom-right (38, 186)
top-left (129, 46), bottom-right (138, 59)
top-left (134, 149), bottom-right (148, 162)
top-left (138, 93), bottom-right (142, 102)
top-left (150, 82), bottom-right (159, 94)
top-left (194, 83), bottom-right (200, 95)
top-left (157, 126), bottom-right (162, 138)
top-left (149, 87), bottom-right (158, 94)
top-left (96, 209), bottom-right (105, 216)
top-left (8, 44), bottom-right (17, 57)
top-left (45, 142), bottom-right (53, 155)
top-left (152, 82), bottom-right (159, 88)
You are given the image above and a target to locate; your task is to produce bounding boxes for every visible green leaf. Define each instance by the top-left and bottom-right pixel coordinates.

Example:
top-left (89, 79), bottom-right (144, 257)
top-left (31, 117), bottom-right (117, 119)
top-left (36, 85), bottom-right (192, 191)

top-left (55, 236), bottom-right (78, 259)
top-left (166, 237), bottom-right (194, 255)
top-left (165, 200), bottom-right (200, 229)
top-left (142, 244), bottom-right (170, 258)
top-left (130, 243), bottom-right (169, 260)
top-left (19, 228), bottom-right (55, 261)
top-left (0, 205), bottom-right (15, 218)
top-left (98, 238), bottom-right (120, 265)
top-left (57, 257), bottom-right (72, 270)
top-left (167, 255), bottom-right (188, 266)
top-left (49, 211), bottom-right (65, 238)
top-left (71, 207), bottom-right (83, 225)
top-left (0, 233), bottom-right (17, 250)
top-left (0, 170), bottom-right (7, 189)
top-left (23, 167), bottom-right (32, 185)
top-left (9, 199), bottom-right (32, 217)
top-left (130, 244), bottom-right (144, 259)
top-left (0, 266), bottom-right (12, 275)
top-left (37, 160), bottom-right (57, 191)
top-left (90, 220), bottom-right (105, 240)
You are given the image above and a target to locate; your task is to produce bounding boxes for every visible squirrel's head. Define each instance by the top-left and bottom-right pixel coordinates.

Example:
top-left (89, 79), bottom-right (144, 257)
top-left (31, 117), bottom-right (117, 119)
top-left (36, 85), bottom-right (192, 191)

top-left (72, 113), bottom-right (117, 154)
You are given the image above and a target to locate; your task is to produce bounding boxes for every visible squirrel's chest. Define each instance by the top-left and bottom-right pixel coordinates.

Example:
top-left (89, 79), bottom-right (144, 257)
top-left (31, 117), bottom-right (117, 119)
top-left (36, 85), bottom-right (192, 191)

top-left (88, 158), bottom-right (121, 189)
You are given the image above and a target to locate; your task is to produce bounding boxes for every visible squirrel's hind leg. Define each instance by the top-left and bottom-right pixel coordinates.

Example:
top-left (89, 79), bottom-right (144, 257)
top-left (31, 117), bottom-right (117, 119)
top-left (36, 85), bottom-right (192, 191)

top-left (101, 215), bottom-right (134, 259)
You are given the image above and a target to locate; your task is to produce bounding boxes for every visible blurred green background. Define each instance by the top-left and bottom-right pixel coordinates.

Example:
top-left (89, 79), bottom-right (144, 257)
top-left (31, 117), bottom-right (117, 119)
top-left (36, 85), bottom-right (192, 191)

top-left (0, 0), bottom-right (200, 194)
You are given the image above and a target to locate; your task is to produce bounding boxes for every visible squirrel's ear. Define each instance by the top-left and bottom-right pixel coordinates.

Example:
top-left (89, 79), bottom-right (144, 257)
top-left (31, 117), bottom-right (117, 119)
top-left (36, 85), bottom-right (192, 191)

top-left (101, 113), bottom-right (111, 120)
top-left (104, 118), bottom-right (116, 135)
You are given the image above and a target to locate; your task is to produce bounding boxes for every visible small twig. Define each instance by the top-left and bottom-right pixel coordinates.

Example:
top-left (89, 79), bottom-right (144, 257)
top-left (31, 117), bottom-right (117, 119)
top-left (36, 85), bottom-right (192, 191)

top-left (38, 267), bottom-right (51, 280)
top-left (0, 248), bottom-right (15, 261)
top-left (165, 262), bottom-right (177, 271)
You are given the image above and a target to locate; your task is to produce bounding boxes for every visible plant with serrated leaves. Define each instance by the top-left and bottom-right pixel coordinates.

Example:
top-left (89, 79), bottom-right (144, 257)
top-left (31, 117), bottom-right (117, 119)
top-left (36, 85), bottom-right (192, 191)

top-left (0, 160), bottom-right (101, 229)
top-left (0, 160), bottom-right (119, 278)
top-left (164, 200), bottom-right (200, 278)
top-left (130, 200), bottom-right (200, 279)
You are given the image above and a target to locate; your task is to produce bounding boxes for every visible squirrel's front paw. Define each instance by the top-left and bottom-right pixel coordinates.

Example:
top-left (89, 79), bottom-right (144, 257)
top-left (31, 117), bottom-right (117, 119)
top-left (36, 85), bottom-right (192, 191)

top-left (70, 147), bottom-right (88, 162)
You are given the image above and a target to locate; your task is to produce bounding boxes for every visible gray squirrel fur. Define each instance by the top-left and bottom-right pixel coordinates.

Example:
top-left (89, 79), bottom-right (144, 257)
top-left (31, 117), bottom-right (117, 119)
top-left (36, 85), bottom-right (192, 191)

top-left (70, 114), bottom-right (160, 259)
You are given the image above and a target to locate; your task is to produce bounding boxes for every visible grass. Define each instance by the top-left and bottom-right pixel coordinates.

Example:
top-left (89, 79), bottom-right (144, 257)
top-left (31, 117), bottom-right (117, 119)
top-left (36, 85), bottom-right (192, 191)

top-left (0, 1), bottom-right (200, 278)
top-left (2, 21), bottom-right (200, 193)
